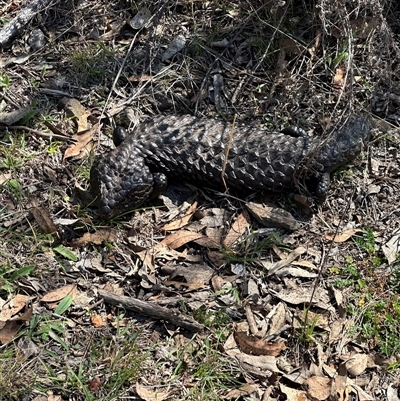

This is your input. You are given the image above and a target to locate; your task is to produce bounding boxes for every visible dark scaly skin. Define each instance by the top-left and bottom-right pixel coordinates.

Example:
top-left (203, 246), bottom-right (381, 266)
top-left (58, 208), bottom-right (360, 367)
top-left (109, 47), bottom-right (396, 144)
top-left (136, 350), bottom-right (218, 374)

top-left (90, 114), bottom-right (370, 219)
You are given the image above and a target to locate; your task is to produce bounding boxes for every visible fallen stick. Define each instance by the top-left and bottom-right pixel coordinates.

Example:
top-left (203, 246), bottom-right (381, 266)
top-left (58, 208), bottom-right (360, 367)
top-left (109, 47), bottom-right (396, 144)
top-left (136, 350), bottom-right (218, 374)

top-left (0, 0), bottom-right (56, 49)
top-left (98, 289), bottom-right (204, 333)
top-left (0, 125), bottom-right (73, 142)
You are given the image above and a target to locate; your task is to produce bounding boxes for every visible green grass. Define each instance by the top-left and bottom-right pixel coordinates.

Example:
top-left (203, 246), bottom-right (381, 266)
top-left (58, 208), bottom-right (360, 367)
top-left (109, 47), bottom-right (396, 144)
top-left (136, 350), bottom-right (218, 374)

top-left (173, 333), bottom-right (242, 401)
top-left (70, 43), bottom-right (118, 87)
top-left (328, 229), bottom-right (400, 358)
top-left (0, 317), bottom-right (149, 400)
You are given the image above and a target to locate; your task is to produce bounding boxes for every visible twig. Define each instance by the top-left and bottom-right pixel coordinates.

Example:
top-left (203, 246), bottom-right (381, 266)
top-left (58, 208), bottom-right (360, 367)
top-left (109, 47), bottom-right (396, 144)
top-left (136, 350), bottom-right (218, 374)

top-left (221, 114), bottom-right (236, 192)
top-left (98, 289), bottom-right (204, 332)
top-left (0, 125), bottom-right (73, 142)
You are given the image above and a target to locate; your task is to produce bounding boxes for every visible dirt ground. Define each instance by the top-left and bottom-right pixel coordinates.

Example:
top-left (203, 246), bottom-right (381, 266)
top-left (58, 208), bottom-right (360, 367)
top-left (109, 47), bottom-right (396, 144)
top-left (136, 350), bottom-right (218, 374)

top-left (0, 0), bottom-right (400, 400)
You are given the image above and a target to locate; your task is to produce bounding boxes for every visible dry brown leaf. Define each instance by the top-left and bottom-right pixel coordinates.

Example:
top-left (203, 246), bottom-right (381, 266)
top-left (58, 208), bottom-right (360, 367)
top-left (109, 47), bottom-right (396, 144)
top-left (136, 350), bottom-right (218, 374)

top-left (325, 229), bottom-right (361, 242)
top-left (41, 284), bottom-right (77, 303)
top-left (382, 229), bottom-right (400, 265)
top-left (160, 201), bottom-right (197, 230)
top-left (234, 330), bottom-right (286, 356)
top-left (29, 200), bottom-right (58, 235)
top-left (168, 264), bottom-right (213, 286)
top-left (274, 266), bottom-right (318, 278)
top-left (223, 211), bottom-right (251, 248)
top-left (292, 260), bottom-right (318, 270)
top-left (274, 286), bottom-right (332, 310)
top-left (211, 275), bottom-right (225, 292)
top-left (267, 302), bottom-right (287, 336)
top-left (161, 230), bottom-right (205, 249)
top-left (63, 123), bottom-right (98, 160)
top-left (265, 246), bottom-right (307, 276)
top-left (136, 248), bottom-right (157, 271)
top-left (280, 383), bottom-right (308, 401)
top-left (0, 320), bottom-right (21, 344)
top-left (15, 305), bottom-right (33, 322)
top-left (0, 294), bottom-right (30, 325)
top-left (333, 67), bottom-right (345, 92)
top-left (306, 376), bottom-right (333, 400)
top-left (91, 315), bottom-right (106, 328)
top-left (293, 310), bottom-right (329, 331)
top-left (344, 353), bottom-right (368, 376)
top-left (349, 381), bottom-right (374, 401)
top-left (47, 392), bottom-right (62, 401)
top-left (329, 318), bottom-right (346, 344)
top-left (59, 97), bottom-right (90, 132)
top-left (69, 229), bottom-right (118, 246)
top-left (224, 334), bottom-right (280, 374)
top-left (16, 337), bottom-right (39, 360)
top-left (0, 173), bottom-right (11, 184)
top-left (88, 377), bottom-right (101, 392)
top-left (135, 383), bottom-right (170, 401)
top-left (222, 384), bottom-right (259, 399)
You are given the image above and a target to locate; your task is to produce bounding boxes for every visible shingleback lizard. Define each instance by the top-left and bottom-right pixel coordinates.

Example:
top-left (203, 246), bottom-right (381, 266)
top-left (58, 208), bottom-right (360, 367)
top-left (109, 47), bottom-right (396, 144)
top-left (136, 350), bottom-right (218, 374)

top-left (90, 114), bottom-right (370, 219)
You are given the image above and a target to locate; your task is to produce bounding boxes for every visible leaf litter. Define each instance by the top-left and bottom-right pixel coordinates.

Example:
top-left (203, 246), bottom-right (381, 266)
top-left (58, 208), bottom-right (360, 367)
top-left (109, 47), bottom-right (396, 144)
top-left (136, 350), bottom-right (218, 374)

top-left (0, 0), bottom-right (400, 399)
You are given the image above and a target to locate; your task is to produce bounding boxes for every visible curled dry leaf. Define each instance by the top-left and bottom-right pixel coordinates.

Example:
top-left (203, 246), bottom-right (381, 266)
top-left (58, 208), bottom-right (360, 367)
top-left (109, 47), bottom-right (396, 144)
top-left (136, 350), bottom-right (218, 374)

top-left (344, 353), bottom-right (368, 377)
top-left (223, 211), bottom-right (251, 248)
top-left (63, 123), bottom-right (98, 160)
top-left (265, 246), bottom-right (307, 277)
top-left (305, 376), bottom-right (333, 401)
top-left (135, 383), bottom-right (170, 401)
top-left (0, 294), bottom-right (30, 325)
top-left (91, 315), bottom-right (106, 328)
top-left (69, 229), bottom-right (118, 247)
top-left (0, 173), bottom-right (11, 184)
top-left (161, 230), bottom-right (205, 249)
top-left (222, 384), bottom-right (259, 399)
top-left (0, 321), bottom-right (21, 344)
top-left (41, 284), bottom-right (77, 303)
top-left (267, 302), bottom-right (287, 336)
top-left (29, 199), bottom-right (58, 235)
top-left (382, 229), bottom-right (400, 265)
top-left (224, 333), bottom-right (281, 375)
top-left (88, 377), bottom-right (101, 392)
top-left (16, 337), bottom-right (39, 360)
top-left (325, 229), bottom-right (361, 242)
top-left (234, 330), bottom-right (286, 357)
top-left (211, 275), bottom-right (226, 292)
top-left (280, 383), bottom-right (308, 401)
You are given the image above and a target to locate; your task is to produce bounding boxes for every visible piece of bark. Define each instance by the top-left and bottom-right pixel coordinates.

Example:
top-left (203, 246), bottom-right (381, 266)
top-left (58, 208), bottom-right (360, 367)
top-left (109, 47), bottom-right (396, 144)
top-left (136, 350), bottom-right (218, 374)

top-left (0, 0), bottom-right (56, 49)
top-left (98, 290), bottom-right (204, 332)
